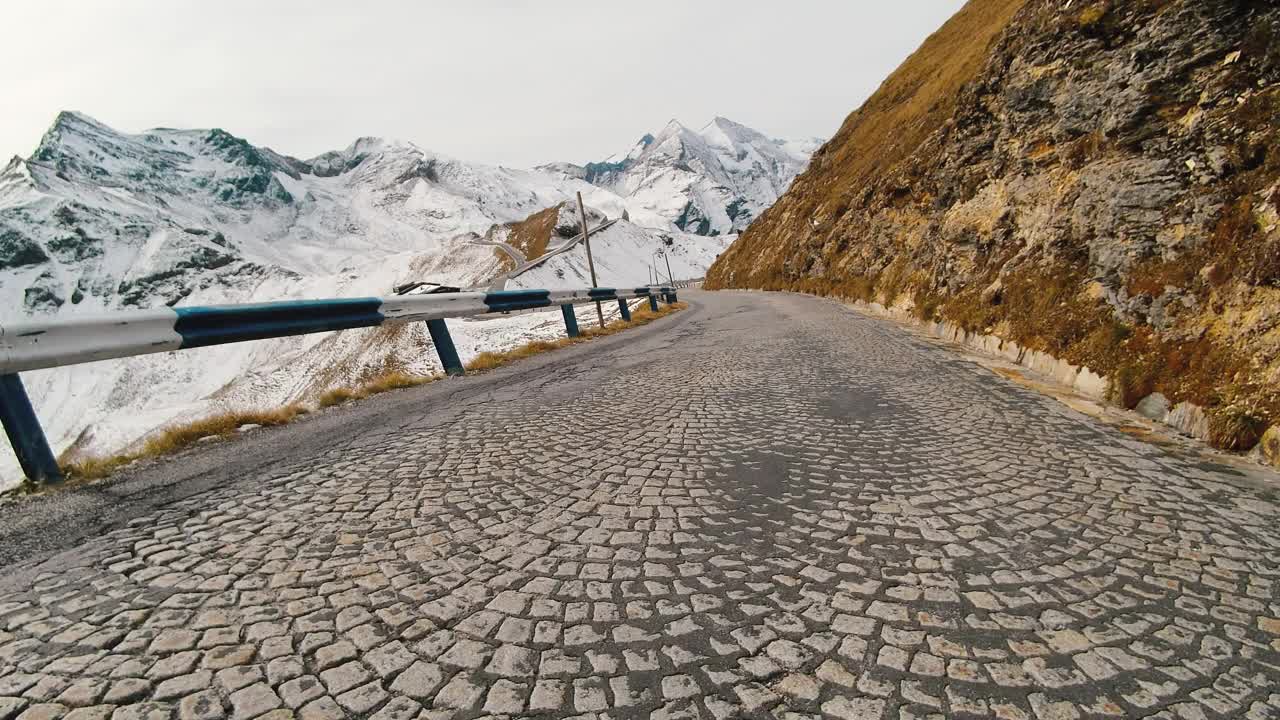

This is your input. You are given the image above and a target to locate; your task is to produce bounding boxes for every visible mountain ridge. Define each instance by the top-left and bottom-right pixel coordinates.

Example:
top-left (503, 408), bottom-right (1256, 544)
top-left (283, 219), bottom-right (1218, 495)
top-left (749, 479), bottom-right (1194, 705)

top-left (541, 116), bottom-right (821, 236)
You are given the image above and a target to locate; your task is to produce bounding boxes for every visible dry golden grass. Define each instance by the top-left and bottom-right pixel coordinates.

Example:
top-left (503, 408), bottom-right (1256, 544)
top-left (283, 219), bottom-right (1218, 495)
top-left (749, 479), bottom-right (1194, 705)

top-left (317, 387), bottom-right (364, 408)
top-left (465, 301), bottom-right (687, 373)
top-left (466, 338), bottom-right (576, 372)
top-left (62, 404), bottom-right (307, 482)
top-left (1077, 3), bottom-right (1108, 28)
top-left (61, 370), bottom-right (441, 483)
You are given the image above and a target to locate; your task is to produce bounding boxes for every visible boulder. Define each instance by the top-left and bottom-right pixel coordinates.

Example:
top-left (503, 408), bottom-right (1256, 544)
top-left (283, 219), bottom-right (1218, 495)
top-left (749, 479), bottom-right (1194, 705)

top-left (1134, 393), bottom-right (1171, 422)
top-left (1249, 426), bottom-right (1280, 469)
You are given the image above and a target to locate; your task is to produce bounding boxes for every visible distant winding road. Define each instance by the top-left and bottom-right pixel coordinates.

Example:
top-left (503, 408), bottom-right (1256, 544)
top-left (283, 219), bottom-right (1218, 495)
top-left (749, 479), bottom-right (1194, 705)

top-left (476, 218), bottom-right (621, 290)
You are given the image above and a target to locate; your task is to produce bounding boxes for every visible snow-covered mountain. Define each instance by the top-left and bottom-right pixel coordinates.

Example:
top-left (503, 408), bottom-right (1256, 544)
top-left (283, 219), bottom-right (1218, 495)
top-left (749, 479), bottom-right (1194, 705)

top-left (0, 111), bottom-right (809, 488)
top-left (542, 116), bottom-right (821, 236)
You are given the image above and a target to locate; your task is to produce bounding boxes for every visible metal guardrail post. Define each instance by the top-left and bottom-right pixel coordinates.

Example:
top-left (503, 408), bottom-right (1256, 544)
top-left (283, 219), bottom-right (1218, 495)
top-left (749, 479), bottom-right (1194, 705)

top-left (425, 319), bottom-right (465, 377)
top-left (670, 291), bottom-right (679, 303)
top-left (561, 304), bottom-right (580, 337)
top-left (0, 374), bottom-right (61, 485)
top-left (617, 298), bottom-right (632, 322)
top-left (648, 294), bottom-right (660, 312)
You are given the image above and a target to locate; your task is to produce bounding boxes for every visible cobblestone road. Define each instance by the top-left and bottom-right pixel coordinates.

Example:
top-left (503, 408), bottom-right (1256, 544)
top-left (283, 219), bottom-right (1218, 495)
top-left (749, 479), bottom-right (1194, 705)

top-left (1, 290), bottom-right (1278, 720)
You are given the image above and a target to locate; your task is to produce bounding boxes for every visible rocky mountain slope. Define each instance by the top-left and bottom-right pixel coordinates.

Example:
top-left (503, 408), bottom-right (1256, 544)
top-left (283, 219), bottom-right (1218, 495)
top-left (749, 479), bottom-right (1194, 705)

top-left (0, 111), bottom-right (802, 486)
top-left (707, 0), bottom-right (1280, 455)
top-left (542, 117), bottom-right (820, 237)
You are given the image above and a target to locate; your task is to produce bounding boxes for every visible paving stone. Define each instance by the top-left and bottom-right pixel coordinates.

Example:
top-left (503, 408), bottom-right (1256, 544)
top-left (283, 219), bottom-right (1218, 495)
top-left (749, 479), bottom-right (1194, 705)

top-left (62, 707), bottom-right (113, 720)
top-left (334, 681), bottom-right (385, 715)
top-left (318, 661), bottom-right (370, 696)
top-left (363, 642), bottom-right (413, 678)
top-left (0, 699), bottom-right (27, 720)
top-left (485, 644), bottom-right (536, 678)
top-left (277, 676), bottom-right (323, 711)
top-left (54, 681), bottom-right (108, 709)
top-left (775, 674), bottom-right (821, 701)
top-left (572, 678), bottom-right (608, 712)
top-left (481, 679), bottom-right (526, 714)
top-left (108, 704), bottom-right (170, 720)
top-left (528, 679), bottom-right (565, 713)
top-left (822, 695), bottom-right (886, 719)
top-left (433, 675), bottom-right (483, 710)
top-left (367, 697), bottom-right (419, 720)
top-left (228, 684), bottom-right (279, 720)
top-left (154, 672), bottom-right (214, 703)
top-left (661, 675), bottom-right (699, 700)
top-left (102, 681), bottom-right (149, 706)
top-left (296, 698), bottom-right (341, 720)
top-left (387, 662), bottom-right (443, 698)
top-left (177, 691), bottom-right (224, 720)
top-left (16, 704), bottom-right (66, 720)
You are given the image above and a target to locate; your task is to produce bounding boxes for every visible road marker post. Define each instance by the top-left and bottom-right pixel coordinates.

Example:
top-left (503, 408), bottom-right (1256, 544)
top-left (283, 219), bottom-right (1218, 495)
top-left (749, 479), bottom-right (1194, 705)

top-left (561, 305), bottom-right (581, 338)
top-left (425, 319), bottom-right (465, 377)
top-left (0, 374), bottom-right (61, 485)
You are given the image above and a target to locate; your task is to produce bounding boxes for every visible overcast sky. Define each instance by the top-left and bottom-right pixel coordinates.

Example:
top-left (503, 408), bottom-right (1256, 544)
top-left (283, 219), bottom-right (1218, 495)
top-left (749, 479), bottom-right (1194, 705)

top-left (1, 1), bottom-right (964, 167)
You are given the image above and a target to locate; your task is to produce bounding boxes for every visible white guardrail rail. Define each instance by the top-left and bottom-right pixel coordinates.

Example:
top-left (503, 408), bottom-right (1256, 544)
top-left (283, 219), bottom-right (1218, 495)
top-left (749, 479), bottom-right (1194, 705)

top-left (0, 285), bottom-right (679, 484)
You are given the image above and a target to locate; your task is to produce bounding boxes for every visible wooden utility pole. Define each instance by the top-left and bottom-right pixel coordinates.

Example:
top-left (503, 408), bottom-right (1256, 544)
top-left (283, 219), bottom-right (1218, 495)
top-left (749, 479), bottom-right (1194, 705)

top-left (577, 192), bottom-right (605, 328)
top-left (663, 250), bottom-right (674, 286)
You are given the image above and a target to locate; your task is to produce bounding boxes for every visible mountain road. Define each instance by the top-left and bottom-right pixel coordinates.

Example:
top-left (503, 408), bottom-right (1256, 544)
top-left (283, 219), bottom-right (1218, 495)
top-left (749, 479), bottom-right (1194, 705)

top-left (0, 290), bottom-right (1276, 719)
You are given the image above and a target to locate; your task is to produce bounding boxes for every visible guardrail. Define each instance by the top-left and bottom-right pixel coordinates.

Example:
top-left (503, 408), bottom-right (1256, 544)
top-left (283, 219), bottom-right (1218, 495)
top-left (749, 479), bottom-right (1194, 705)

top-left (0, 284), bottom-right (678, 485)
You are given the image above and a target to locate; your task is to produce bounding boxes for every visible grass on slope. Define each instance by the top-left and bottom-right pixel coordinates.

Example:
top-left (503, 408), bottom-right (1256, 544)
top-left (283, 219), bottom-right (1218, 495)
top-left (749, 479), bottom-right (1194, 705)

top-left (493, 203), bottom-right (564, 272)
top-left (56, 370), bottom-right (441, 486)
top-left (466, 301), bottom-right (687, 372)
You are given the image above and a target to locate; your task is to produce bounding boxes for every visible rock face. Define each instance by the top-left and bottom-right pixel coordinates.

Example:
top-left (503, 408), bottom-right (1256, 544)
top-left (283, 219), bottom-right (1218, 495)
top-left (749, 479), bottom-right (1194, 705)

top-left (707, 0), bottom-right (1280, 451)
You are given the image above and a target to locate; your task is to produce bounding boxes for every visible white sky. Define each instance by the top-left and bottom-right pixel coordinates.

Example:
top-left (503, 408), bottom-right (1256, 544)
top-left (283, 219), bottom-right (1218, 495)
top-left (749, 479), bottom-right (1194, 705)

top-left (0, 1), bottom-right (965, 167)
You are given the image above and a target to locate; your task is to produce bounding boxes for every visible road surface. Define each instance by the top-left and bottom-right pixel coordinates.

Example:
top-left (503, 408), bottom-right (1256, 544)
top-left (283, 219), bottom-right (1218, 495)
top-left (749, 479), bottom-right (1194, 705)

top-left (0, 290), bottom-right (1277, 720)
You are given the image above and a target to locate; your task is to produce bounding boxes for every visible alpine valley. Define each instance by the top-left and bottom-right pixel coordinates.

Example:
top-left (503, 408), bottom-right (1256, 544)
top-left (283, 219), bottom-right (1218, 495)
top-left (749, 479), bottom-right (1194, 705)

top-left (0, 111), bottom-right (818, 487)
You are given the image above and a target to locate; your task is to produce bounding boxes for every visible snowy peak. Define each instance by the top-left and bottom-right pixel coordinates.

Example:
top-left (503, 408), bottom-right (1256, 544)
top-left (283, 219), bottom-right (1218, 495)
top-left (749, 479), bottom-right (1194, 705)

top-left (570, 117), bottom-right (821, 236)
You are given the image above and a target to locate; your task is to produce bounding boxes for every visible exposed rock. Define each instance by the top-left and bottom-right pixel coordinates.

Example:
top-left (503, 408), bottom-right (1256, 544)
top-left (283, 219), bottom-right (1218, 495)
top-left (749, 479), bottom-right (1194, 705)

top-left (1135, 393), bottom-right (1171, 422)
top-left (1250, 425), bottom-right (1280, 468)
top-left (23, 269), bottom-right (63, 312)
top-left (1167, 402), bottom-right (1211, 442)
top-left (980, 279), bottom-right (1004, 305)
top-left (0, 227), bottom-right (49, 269)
